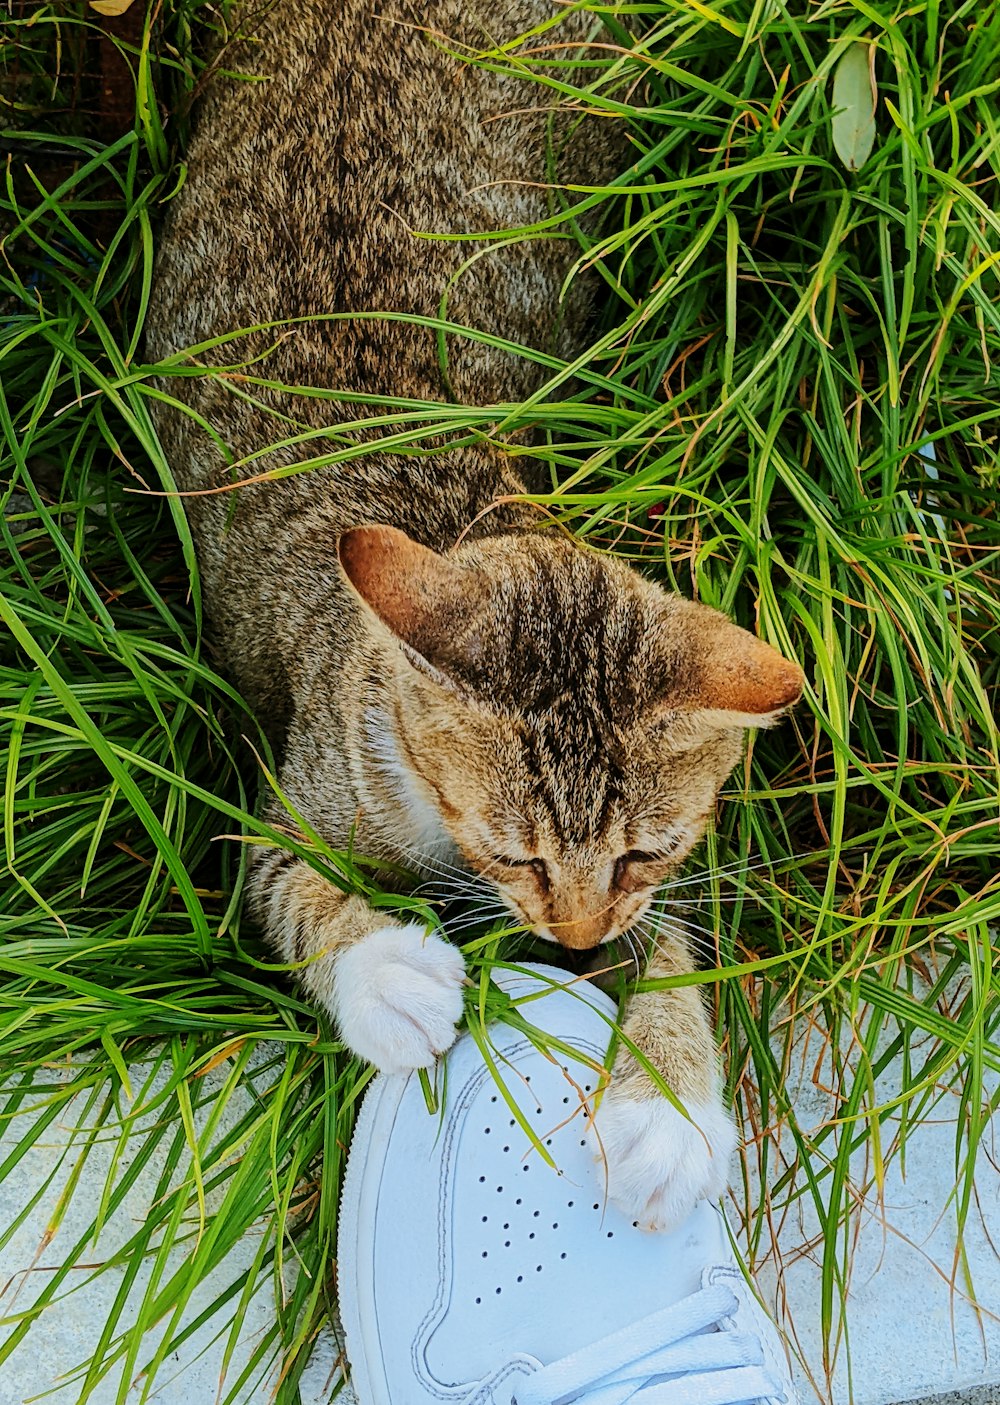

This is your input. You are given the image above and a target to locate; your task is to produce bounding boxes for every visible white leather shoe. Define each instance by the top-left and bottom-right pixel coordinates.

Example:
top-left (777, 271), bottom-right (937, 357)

top-left (338, 963), bottom-right (796, 1405)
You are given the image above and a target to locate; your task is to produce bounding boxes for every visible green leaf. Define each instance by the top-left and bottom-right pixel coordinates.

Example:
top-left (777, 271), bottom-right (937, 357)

top-left (831, 41), bottom-right (877, 172)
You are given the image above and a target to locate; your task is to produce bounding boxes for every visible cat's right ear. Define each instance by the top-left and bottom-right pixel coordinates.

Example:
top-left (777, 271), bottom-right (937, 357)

top-left (660, 611), bottom-right (804, 738)
top-left (337, 525), bottom-right (485, 691)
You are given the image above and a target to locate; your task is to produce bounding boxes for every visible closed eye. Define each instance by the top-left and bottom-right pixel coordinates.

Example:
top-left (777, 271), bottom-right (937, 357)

top-left (490, 855), bottom-right (550, 893)
top-left (613, 849), bottom-right (669, 891)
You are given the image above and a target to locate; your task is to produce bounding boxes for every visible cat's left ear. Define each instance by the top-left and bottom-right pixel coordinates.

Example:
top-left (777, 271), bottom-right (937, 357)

top-left (337, 525), bottom-right (486, 689)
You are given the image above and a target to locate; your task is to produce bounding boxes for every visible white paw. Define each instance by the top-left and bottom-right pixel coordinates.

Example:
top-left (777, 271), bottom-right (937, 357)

top-left (332, 924), bottom-right (466, 1074)
top-left (593, 1088), bottom-right (735, 1231)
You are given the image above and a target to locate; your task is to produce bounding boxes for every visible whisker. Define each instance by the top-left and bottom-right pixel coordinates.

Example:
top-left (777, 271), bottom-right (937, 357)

top-left (643, 899), bottom-right (723, 930)
top-left (660, 895), bottom-right (771, 908)
top-left (644, 913), bottom-right (729, 946)
top-left (646, 913), bottom-right (721, 941)
top-left (636, 922), bottom-right (721, 964)
top-left (412, 879), bottom-right (493, 905)
top-left (396, 847), bottom-right (473, 884)
top-left (635, 910), bottom-right (722, 951)
top-left (659, 848), bottom-right (818, 893)
top-left (445, 911), bottom-right (511, 935)
top-left (624, 929), bottom-right (646, 979)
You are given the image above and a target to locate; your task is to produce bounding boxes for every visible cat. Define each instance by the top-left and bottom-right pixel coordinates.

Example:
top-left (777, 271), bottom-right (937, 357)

top-left (146, 0), bottom-right (803, 1231)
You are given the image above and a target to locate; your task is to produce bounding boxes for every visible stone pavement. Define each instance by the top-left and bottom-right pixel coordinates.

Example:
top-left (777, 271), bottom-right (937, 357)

top-left (744, 992), bottom-right (1000, 1405)
top-left (903, 1394), bottom-right (998, 1404)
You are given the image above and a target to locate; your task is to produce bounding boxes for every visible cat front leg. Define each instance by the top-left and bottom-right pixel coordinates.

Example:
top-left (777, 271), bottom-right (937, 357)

top-left (251, 851), bottom-right (466, 1073)
top-left (592, 930), bottom-right (735, 1230)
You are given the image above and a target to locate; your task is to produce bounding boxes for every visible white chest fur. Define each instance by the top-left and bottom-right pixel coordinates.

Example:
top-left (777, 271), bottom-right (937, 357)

top-left (361, 705), bottom-right (460, 872)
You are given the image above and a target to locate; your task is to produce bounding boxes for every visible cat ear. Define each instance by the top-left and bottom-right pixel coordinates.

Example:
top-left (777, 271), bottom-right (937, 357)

top-left (675, 615), bottom-right (804, 729)
top-left (337, 525), bottom-right (484, 688)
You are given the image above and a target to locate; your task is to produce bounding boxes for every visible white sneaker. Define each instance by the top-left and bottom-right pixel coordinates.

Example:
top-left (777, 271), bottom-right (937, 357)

top-left (338, 963), bottom-right (796, 1405)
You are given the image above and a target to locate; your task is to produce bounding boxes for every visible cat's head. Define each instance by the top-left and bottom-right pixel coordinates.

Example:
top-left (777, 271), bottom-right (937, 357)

top-left (339, 525), bottom-right (803, 950)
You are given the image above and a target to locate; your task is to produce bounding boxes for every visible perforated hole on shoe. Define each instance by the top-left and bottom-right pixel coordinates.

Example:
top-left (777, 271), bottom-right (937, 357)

top-left (458, 1028), bottom-right (613, 1309)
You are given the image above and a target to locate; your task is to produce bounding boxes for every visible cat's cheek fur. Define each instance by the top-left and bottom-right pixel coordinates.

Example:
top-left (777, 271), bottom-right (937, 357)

top-left (331, 924), bottom-right (466, 1074)
top-left (592, 1088), bottom-right (736, 1232)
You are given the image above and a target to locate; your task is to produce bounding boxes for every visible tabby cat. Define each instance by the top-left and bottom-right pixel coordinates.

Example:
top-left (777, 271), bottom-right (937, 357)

top-left (147, 0), bottom-right (803, 1230)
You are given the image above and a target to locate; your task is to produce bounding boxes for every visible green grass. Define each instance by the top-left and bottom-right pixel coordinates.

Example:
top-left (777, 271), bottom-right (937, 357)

top-left (2, 0), bottom-right (999, 1400)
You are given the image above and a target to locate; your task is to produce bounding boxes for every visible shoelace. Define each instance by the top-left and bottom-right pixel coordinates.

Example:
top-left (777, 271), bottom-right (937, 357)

top-left (511, 1282), bottom-right (784, 1405)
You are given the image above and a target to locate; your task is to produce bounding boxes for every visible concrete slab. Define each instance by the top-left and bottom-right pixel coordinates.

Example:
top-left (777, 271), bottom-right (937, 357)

top-left (0, 1047), bottom-right (339, 1405)
top-left (899, 1393), bottom-right (1000, 1405)
top-left (741, 985), bottom-right (1000, 1405)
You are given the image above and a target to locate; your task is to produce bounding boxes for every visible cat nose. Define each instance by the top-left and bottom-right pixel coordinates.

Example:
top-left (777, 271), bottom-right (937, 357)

top-left (547, 910), bottom-right (611, 951)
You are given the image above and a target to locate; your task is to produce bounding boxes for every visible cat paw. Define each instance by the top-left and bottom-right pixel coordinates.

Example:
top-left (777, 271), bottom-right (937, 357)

top-left (332, 924), bottom-right (466, 1074)
top-left (592, 1085), bottom-right (735, 1231)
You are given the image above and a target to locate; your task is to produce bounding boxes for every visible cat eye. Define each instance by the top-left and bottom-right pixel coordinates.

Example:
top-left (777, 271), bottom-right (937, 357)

top-left (491, 856), bottom-right (550, 893)
top-left (613, 850), bottom-right (664, 892)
